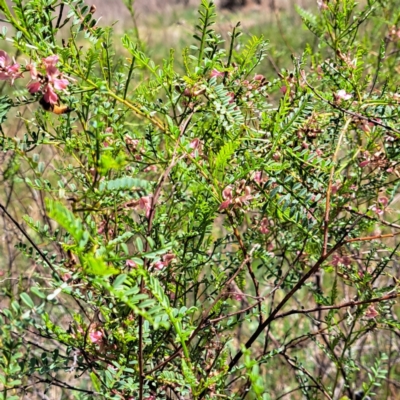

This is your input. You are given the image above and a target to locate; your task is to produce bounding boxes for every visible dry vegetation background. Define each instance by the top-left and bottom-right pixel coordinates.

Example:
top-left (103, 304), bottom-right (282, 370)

top-left (3, 1), bottom-right (399, 399)
top-left (92, 0), bottom-right (316, 23)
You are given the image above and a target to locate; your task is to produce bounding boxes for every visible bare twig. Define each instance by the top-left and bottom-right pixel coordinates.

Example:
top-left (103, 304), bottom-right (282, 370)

top-left (274, 293), bottom-right (399, 320)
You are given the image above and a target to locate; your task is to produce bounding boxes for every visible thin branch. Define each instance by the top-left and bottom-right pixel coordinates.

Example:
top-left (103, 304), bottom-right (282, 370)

top-left (0, 202), bottom-right (58, 275)
top-left (209, 300), bottom-right (263, 324)
top-left (323, 118), bottom-right (351, 256)
top-left (227, 215), bottom-right (364, 371)
top-left (280, 352), bottom-right (333, 400)
top-left (274, 293), bottom-right (399, 320)
top-left (305, 78), bottom-right (400, 135)
top-left (55, 4), bottom-right (64, 29)
top-left (346, 231), bottom-right (400, 243)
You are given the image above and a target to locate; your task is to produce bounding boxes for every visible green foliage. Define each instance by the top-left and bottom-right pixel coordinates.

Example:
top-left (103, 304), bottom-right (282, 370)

top-left (0, 0), bottom-right (400, 399)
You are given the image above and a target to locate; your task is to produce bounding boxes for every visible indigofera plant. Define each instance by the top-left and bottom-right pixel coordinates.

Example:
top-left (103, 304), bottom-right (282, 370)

top-left (0, 0), bottom-right (400, 399)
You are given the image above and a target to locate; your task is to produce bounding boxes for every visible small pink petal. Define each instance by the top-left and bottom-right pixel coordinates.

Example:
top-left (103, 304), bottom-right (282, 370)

top-left (154, 261), bottom-right (165, 270)
top-left (365, 305), bottom-right (379, 319)
top-left (253, 171), bottom-right (263, 183)
top-left (359, 160), bottom-right (370, 168)
top-left (370, 205), bottom-right (384, 215)
top-left (144, 165), bottom-right (157, 172)
top-left (42, 55), bottom-right (59, 68)
top-left (218, 199), bottom-right (231, 211)
top-left (97, 221), bottom-right (106, 234)
top-left (336, 89), bottom-right (352, 100)
top-left (222, 186), bottom-right (233, 200)
top-left (0, 50), bottom-right (10, 68)
top-left (162, 253), bottom-right (175, 266)
top-left (89, 330), bottom-right (103, 344)
top-left (259, 217), bottom-right (269, 234)
top-left (233, 293), bottom-right (244, 301)
top-left (378, 196), bottom-right (389, 206)
top-left (27, 81), bottom-right (42, 94)
top-left (126, 259), bottom-right (137, 268)
top-left (26, 63), bottom-right (38, 79)
top-left (210, 69), bottom-right (224, 78)
top-left (52, 77), bottom-right (69, 91)
top-left (43, 85), bottom-right (58, 104)
top-left (8, 63), bottom-right (20, 73)
top-left (189, 138), bottom-right (200, 150)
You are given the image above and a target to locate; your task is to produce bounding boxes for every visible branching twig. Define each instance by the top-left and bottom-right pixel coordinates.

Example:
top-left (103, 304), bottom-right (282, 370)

top-left (274, 293), bottom-right (399, 320)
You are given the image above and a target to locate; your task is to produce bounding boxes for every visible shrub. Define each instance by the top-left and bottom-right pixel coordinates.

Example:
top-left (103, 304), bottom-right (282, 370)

top-left (0, 0), bottom-right (400, 399)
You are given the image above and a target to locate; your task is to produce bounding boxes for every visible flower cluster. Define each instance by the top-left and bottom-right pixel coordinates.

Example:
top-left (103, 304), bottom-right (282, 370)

top-left (153, 253), bottom-right (175, 271)
top-left (335, 89), bottom-right (352, 102)
top-left (219, 181), bottom-right (253, 211)
top-left (370, 196), bottom-right (389, 216)
top-left (27, 55), bottom-right (71, 104)
top-left (121, 194), bottom-right (153, 219)
top-left (0, 50), bottom-right (23, 84)
top-left (331, 253), bottom-right (352, 267)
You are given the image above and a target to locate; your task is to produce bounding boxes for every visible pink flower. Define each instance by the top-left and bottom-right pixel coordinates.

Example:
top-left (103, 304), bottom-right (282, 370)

top-left (97, 220), bottom-right (106, 234)
top-left (43, 84), bottom-right (58, 104)
top-left (233, 292), bottom-right (244, 301)
top-left (27, 81), bottom-right (42, 94)
top-left (62, 273), bottom-right (72, 282)
top-left (272, 152), bottom-right (281, 161)
top-left (26, 63), bottom-right (38, 79)
top-left (0, 50), bottom-right (10, 68)
top-left (46, 64), bottom-right (69, 90)
top-left (218, 199), bottom-right (231, 211)
top-left (317, 0), bottom-right (328, 10)
top-left (331, 254), bottom-right (352, 267)
top-left (138, 195), bottom-right (153, 218)
top-left (253, 170), bottom-right (267, 184)
top-left (162, 253), bottom-right (175, 265)
top-left (301, 141), bottom-right (309, 149)
top-left (222, 185), bottom-right (233, 200)
top-left (144, 165), bottom-right (157, 172)
top-left (125, 135), bottom-right (139, 151)
top-left (365, 305), bottom-right (379, 319)
top-left (227, 92), bottom-right (235, 104)
top-left (331, 180), bottom-right (341, 194)
top-left (89, 330), bottom-right (103, 344)
top-left (189, 138), bottom-right (200, 150)
top-left (42, 55), bottom-right (59, 68)
top-left (210, 69), bottom-right (225, 78)
top-left (189, 138), bottom-right (203, 157)
top-left (0, 50), bottom-right (23, 84)
top-left (126, 259), bottom-right (137, 268)
top-left (378, 196), bottom-right (389, 207)
top-left (359, 160), bottom-right (370, 168)
top-left (235, 186), bottom-right (253, 206)
top-left (254, 74), bottom-right (265, 81)
top-left (336, 89), bottom-right (352, 101)
top-left (259, 218), bottom-right (269, 234)
top-left (153, 253), bottom-right (175, 271)
top-left (357, 120), bottom-right (374, 133)
top-left (26, 54), bottom-right (71, 104)
top-left (370, 205), bottom-right (384, 215)
top-left (154, 261), bottom-right (165, 270)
